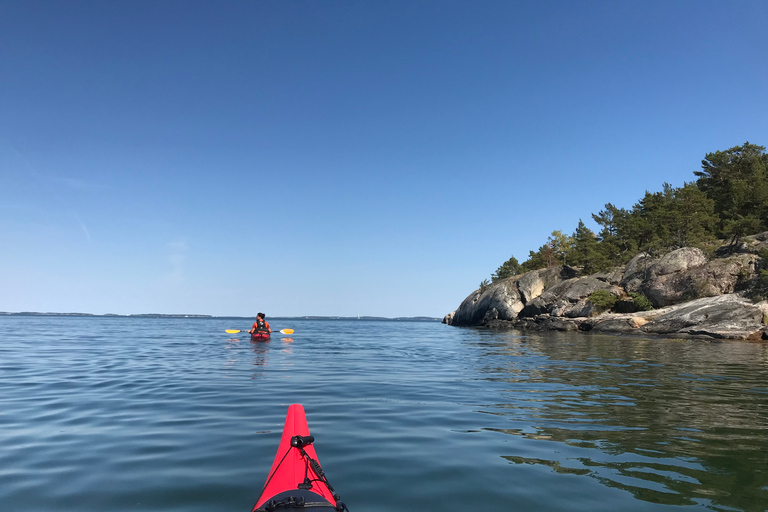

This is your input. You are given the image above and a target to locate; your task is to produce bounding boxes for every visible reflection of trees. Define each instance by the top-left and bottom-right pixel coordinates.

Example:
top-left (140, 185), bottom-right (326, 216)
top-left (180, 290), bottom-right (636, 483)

top-left (473, 332), bottom-right (768, 511)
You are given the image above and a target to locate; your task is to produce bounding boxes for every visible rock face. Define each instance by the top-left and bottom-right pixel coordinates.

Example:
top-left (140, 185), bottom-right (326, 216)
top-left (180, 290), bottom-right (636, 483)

top-left (586, 295), bottom-right (766, 340)
top-left (621, 252), bottom-right (653, 293)
top-left (451, 279), bottom-right (524, 326)
top-left (642, 252), bottom-right (758, 308)
top-left (447, 244), bottom-right (768, 341)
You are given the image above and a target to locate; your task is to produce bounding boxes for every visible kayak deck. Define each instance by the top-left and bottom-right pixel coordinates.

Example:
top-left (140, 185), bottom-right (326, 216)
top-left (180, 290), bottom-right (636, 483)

top-left (253, 404), bottom-right (346, 512)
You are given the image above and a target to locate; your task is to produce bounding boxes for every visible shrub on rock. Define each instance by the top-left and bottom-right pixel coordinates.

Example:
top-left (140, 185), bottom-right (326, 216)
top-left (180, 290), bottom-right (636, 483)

top-left (588, 289), bottom-right (618, 312)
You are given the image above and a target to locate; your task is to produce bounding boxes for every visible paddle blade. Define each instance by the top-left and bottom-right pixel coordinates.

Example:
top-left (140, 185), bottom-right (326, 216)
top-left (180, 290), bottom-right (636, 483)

top-left (225, 329), bottom-right (242, 334)
top-left (279, 329), bottom-right (294, 335)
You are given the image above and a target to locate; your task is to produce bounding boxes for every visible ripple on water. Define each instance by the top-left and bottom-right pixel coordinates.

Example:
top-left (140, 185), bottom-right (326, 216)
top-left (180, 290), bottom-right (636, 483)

top-left (0, 318), bottom-right (767, 512)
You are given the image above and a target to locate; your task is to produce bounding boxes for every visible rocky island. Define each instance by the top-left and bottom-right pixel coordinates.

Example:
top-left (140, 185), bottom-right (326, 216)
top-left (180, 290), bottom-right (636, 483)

top-left (444, 235), bottom-right (768, 340)
top-left (444, 142), bottom-right (768, 341)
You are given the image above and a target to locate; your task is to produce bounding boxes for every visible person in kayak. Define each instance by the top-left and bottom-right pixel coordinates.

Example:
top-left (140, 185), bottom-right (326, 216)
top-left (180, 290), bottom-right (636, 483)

top-left (249, 313), bottom-right (272, 336)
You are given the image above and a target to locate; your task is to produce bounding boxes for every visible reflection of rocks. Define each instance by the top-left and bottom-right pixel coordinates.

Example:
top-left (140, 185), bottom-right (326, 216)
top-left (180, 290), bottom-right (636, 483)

top-left (447, 241), bottom-right (768, 341)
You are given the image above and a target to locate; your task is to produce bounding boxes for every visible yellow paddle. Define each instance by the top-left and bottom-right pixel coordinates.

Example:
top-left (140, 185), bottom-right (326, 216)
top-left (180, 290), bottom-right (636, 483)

top-left (226, 329), bottom-right (294, 335)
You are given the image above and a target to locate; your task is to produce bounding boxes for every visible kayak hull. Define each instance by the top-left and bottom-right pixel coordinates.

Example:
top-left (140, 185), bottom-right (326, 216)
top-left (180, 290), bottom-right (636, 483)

top-left (251, 332), bottom-right (271, 341)
top-left (253, 404), bottom-right (339, 511)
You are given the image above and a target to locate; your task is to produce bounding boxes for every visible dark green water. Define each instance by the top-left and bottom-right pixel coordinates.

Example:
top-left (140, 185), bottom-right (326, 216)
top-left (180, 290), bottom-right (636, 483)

top-left (0, 317), bottom-right (766, 511)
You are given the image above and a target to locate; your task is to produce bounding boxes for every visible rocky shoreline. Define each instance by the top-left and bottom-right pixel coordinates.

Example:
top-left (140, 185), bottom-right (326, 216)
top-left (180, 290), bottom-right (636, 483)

top-left (444, 234), bottom-right (768, 341)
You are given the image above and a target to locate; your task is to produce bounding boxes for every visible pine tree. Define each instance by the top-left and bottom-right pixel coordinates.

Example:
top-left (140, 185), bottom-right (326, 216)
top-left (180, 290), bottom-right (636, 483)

top-left (694, 142), bottom-right (768, 241)
top-left (571, 220), bottom-right (609, 274)
top-left (491, 256), bottom-right (522, 282)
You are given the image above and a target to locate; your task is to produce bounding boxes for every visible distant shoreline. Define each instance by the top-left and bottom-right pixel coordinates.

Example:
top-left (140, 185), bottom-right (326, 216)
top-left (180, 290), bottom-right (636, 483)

top-left (0, 312), bottom-right (442, 322)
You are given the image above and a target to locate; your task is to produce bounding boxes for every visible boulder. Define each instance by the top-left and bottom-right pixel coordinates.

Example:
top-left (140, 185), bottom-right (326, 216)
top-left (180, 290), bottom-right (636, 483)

top-left (585, 295), bottom-right (766, 339)
top-left (535, 315), bottom-right (581, 332)
top-left (518, 296), bottom-right (549, 318)
top-left (589, 314), bottom-right (651, 333)
top-left (757, 301), bottom-right (768, 324)
top-left (485, 318), bottom-right (516, 330)
top-left (442, 310), bottom-right (455, 325)
top-left (482, 307), bottom-right (499, 323)
top-left (509, 315), bottom-right (581, 332)
top-left (450, 265), bottom-right (577, 326)
top-left (636, 247), bottom-right (708, 308)
top-left (540, 276), bottom-right (616, 303)
top-left (651, 247), bottom-right (707, 276)
top-left (642, 253), bottom-right (758, 308)
top-left (549, 299), bottom-right (572, 317)
top-left (516, 271), bottom-right (545, 304)
top-left (592, 267), bottom-right (624, 285)
top-left (564, 299), bottom-right (600, 318)
top-left (517, 266), bottom-right (577, 303)
top-left (451, 279), bottom-right (523, 326)
top-left (642, 272), bottom-right (694, 308)
top-left (621, 252), bottom-right (653, 293)
top-left (639, 294), bottom-right (766, 340)
top-left (688, 254), bottom-right (758, 295)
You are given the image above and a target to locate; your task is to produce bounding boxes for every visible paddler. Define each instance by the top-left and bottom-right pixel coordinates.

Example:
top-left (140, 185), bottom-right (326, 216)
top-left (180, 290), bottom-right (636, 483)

top-left (249, 312), bottom-right (272, 336)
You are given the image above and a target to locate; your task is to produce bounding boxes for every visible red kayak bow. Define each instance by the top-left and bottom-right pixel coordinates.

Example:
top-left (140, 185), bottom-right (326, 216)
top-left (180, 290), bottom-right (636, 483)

top-left (252, 404), bottom-right (348, 512)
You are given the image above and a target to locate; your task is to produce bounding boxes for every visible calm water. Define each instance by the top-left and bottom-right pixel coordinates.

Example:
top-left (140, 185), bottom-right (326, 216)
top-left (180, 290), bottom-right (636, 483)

top-left (1, 317), bottom-right (767, 512)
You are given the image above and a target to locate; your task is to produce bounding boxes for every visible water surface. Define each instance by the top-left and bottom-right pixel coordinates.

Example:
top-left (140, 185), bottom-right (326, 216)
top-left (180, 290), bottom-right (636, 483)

top-left (1, 317), bottom-right (766, 511)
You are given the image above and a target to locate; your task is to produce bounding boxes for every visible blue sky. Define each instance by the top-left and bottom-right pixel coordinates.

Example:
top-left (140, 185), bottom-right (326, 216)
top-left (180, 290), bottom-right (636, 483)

top-left (1, 1), bottom-right (766, 317)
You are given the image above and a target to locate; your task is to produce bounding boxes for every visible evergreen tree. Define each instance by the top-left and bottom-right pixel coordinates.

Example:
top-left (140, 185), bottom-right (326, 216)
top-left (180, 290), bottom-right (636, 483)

top-left (520, 248), bottom-right (548, 272)
top-left (570, 220), bottom-right (609, 273)
top-left (491, 255), bottom-right (522, 282)
top-left (668, 183), bottom-right (718, 248)
top-left (491, 142), bottom-right (764, 282)
top-left (592, 203), bottom-right (637, 265)
top-left (628, 187), bottom-right (675, 252)
top-left (694, 142), bottom-right (768, 241)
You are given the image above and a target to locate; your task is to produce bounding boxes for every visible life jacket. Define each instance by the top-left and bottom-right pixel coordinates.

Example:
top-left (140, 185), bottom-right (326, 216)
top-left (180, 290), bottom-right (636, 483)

top-left (254, 318), bottom-right (269, 332)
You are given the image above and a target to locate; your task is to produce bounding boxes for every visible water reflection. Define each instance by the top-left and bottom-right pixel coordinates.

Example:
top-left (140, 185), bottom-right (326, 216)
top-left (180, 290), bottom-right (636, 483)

top-left (473, 332), bottom-right (768, 511)
top-left (250, 340), bottom-right (270, 379)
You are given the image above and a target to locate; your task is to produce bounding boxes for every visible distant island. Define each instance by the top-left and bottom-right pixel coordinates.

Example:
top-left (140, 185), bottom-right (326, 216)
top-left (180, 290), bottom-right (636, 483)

top-left (295, 316), bottom-right (440, 321)
top-left (0, 312), bottom-right (214, 318)
top-left (0, 312), bottom-right (441, 322)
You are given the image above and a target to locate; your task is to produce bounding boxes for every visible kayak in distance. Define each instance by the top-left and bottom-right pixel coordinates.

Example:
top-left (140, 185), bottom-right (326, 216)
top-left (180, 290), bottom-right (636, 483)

top-left (251, 332), bottom-right (271, 341)
top-left (252, 404), bottom-right (349, 512)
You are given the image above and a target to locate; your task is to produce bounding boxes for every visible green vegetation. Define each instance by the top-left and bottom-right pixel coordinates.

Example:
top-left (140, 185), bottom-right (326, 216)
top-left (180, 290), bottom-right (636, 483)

top-left (486, 142), bottom-right (768, 281)
top-left (629, 292), bottom-right (654, 311)
top-left (491, 256), bottom-right (522, 282)
top-left (750, 248), bottom-right (768, 301)
top-left (587, 290), bottom-right (618, 311)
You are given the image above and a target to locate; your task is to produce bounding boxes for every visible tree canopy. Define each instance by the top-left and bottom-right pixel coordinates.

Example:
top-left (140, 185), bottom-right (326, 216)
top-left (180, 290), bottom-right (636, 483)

top-left (484, 142), bottom-right (766, 280)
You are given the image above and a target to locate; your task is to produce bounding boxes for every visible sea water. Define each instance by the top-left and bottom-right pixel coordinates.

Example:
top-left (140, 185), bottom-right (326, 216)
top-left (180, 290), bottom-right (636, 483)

top-left (1, 316), bottom-right (767, 512)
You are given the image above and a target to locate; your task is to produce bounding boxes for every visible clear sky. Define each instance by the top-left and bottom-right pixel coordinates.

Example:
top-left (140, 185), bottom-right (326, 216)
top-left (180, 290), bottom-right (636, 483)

top-left (1, 1), bottom-right (766, 317)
